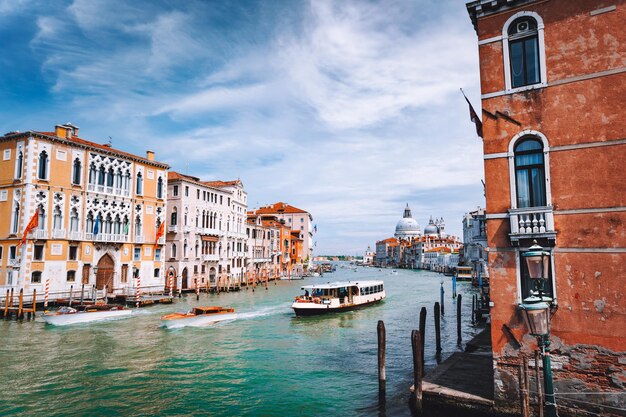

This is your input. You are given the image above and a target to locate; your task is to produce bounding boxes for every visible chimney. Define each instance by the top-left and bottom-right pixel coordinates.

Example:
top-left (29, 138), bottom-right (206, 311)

top-left (55, 124), bottom-right (71, 138)
top-left (146, 150), bottom-right (155, 161)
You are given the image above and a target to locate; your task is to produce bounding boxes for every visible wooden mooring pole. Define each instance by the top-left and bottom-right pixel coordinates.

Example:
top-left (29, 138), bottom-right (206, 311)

top-left (3, 289), bottom-right (9, 318)
top-left (471, 294), bottom-right (476, 325)
top-left (440, 281), bottom-right (445, 315)
top-left (434, 302), bottom-right (442, 359)
top-left (519, 356), bottom-right (530, 417)
top-left (17, 288), bottom-right (24, 319)
top-left (69, 285), bottom-right (74, 307)
top-left (80, 284), bottom-right (85, 305)
top-left (411, 330), bottom-right (423, 414)
top-left (457, 293), bottom-right (463, 343)
top-left (419, 307), bottom-right (427, 375)
top-left (377, 320), bottom-right (386, 400)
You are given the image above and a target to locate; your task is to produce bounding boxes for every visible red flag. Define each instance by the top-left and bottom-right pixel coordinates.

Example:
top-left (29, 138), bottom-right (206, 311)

top-left (154, 221), bottom-right (165, 249)
top-left (461, 89), bottom-right (483, 138)
top-left (19, 208), bottom-right (39, 247)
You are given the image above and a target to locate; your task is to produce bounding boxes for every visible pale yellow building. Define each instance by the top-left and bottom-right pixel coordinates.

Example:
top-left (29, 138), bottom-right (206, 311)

top-left (0, 124), bottom-right (169, 298)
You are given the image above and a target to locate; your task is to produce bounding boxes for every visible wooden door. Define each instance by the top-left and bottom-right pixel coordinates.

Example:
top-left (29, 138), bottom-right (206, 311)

top-left (96, 254), bottom-right (114, 290)
top-left (82, 264), bottom-right (91, 284)
top-left (181, 267), bottom-right (188, 289)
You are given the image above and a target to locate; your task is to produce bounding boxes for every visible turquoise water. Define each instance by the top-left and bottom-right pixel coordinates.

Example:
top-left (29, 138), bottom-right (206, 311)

top-left (0, 266), bottom-right (482, 417)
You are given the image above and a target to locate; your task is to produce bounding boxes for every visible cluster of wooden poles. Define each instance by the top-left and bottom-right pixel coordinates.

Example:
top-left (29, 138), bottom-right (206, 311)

top-left (377, 293), bottom-right (479, 412)
top-left (2, 288), bottom-right (37, 320)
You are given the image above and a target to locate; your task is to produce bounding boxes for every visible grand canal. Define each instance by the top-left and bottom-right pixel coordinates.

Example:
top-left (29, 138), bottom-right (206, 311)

top-left (0, 266), bottom-right (482, 417)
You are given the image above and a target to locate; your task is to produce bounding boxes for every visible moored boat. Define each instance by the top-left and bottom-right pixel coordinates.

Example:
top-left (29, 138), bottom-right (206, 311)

top-left (42, 305), bottom-right (132, 326)
top-left (292, 280), bottom-right (385, 316)
top-left (160, 306), bottom-right (236, 329)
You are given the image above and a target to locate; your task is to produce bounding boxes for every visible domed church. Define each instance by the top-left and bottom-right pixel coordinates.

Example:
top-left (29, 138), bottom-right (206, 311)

top-left (394, 204), bottom-right (422, 239)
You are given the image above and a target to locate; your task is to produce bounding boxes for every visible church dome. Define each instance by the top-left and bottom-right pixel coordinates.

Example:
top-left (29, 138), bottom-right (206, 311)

top-left (394, 204), bottom-right (421, 238)
top-left (424, 217), bottom-right (439, 236)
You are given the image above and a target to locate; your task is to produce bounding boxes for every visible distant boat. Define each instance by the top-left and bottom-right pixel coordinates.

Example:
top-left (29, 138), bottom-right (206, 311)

top-left (292, 280), bottom-right (385, 316)
top-left (160, 306), bottom-right (236, 329)
top-left (42, 305), bottom-right (132, 326)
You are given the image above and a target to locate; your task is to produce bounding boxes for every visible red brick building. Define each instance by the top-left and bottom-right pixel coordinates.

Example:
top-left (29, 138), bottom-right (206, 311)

top-left (467, 0), bottom-right (625, 414)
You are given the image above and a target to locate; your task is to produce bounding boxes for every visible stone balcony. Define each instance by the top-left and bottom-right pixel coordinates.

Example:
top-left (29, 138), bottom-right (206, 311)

top-left (203, 254), bottom-right (219, 262)
top-left (168, 225), bottom-right (178, 233)
top-left (52, 229), bottom-right (66, 239)
top-left (32, 229), bottom-right (48, 239)
top-left (508, 206), bottom-right (556, 244)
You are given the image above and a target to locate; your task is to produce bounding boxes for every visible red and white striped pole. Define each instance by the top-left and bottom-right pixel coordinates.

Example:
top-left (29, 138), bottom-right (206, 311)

top-left (168, 271), bottom-right (173, 298)
top-left (44, 277), bottom-right (50, 309)
top-left (136, 274), bottom-right (141, 309)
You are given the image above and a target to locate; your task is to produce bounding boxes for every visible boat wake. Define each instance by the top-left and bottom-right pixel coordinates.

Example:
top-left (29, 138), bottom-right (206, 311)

top-left (236, 304), bottom-right (289, 321)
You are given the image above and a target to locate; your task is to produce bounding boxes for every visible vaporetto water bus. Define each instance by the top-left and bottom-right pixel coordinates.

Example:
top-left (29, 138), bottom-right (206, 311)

top-left (292, 280), bottom-right (385, 316)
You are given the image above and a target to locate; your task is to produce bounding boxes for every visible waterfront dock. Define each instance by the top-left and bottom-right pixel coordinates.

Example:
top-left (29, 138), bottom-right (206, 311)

top-left (411, 326), bottom-right (496, 415)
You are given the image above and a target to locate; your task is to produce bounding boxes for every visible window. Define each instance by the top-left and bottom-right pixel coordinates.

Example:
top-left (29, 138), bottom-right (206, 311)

top-left (173, 185), bottom-right (178, 196)
top-left (9, 246), bottom-right (17, 260)
top-left (508, 17), bottom-right (539, 88)
top-left (514, 138), bottom-right (546, 208)
top-left (38, 151), bottom-right (49, 179)
top-left (72, 158), bottom-right (81, 184)
top-left (98, 166), bottom-right (105, 185)
top-left (134, 247), bottom-right (141, 261)
top-left (185, 186), bottom-right (189, 197)
top-left (53, 206), bottom-right (62, 230)
top-left (154, 268), bottom-right (160, 278)
top-left (34, 245), bottom-right (44, 260)
top-left (70, 208), bottom-right (79, 232)
top-left (6, 271), bottom-right (14, 285)
top-left (503, 13), bottom-right (545, 91)
top-left (31, 271), bottom-right (42, 283)
top-left (197, 189), bottom-right (200, 199)
top-left (38, 206), bottom-right (46, 230)
top-left (172, 243), bottom-right (177, 259)
top-left (69, 245), bottom-right (78, 260)
top-left (0, 246), bottom-right (2, 260)
top-left (155, 248), bottom-right (162, 260)
top-left (67, 270), bottom-right (76, 282)
top-left (170, 208), bottom-right (177, 226)
top-left (136, 172), bottom-right (143, 195)
top-left (15, 151), bottom-right (23, 179)
top-left (3, 149), bottom-right (10, 160)
top-left (135, 216), bottom-right (142, 238)
top-left (121, 264), bottom-right (128, 283)
top-left (157, 177), bottom-right (164, 199)
top-left (12, 201), bottom-right (20, 234)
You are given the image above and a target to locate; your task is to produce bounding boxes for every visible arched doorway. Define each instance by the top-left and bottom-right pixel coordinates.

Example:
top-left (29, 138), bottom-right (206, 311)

top-left (209, 267), bottom-right (216, 284)
top-left (96, 254), bottom-right (115, 290)
top-left (181, 267), bottom-right (188, 289)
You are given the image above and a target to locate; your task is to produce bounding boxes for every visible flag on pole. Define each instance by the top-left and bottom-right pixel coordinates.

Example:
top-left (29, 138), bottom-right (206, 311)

top-left (313, 225), bottom-right (317, 233)
top-left (154, 221), bottom-right (165, 249)
top-left (461, 88), bottom-right (483, 138)
top-left (123, 220), bottom-right (129, 235)
top-left (93, 216), bottom-right (100, 236)
top-left (19, 208), bottom-right (39, 246)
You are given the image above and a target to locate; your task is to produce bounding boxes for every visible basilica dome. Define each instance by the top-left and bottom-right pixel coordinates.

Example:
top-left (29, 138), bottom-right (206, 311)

top-left (394, 204), bottom-right (421, 238)
top-left (424, 217), bottom-right (440, 236)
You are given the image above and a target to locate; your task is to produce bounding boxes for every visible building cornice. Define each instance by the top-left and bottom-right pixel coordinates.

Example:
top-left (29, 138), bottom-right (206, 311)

top-left (466, 0), bottom-right (539, 31)
top-left (2, 131), bottom-right (170, 169)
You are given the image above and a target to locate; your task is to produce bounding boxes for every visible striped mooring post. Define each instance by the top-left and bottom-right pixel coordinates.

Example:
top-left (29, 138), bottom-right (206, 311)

top-left (136, 275), bottom-right (141, 309)
top-left (44, 277), bottom-right (50, 309)
top-left (168, 272), bottom-right (173, 298)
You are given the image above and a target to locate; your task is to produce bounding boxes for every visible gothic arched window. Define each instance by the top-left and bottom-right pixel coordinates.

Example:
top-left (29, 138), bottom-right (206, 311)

top-left (72, 158), bottom-right (81, 185)
top-left (514, 138), bottom-right (546, 208)
top-left (38, 151), bottom-right (48, 179)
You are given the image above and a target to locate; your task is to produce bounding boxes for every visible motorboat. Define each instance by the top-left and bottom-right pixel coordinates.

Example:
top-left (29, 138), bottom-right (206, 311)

top-left (160, 306), bottom-right (236, 329)
top-left (42, 305), bottom-right (132, 326)
top-left (292, 280), bottom-right (385, 316)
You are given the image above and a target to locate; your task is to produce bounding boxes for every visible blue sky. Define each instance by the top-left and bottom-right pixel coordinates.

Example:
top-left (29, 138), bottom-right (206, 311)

top-left (0, 0), bottom-right (485, 255)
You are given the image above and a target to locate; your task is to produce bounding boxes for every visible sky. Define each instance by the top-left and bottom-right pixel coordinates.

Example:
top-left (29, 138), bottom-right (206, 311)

top-left (0, 0), bottom-right (485, 255)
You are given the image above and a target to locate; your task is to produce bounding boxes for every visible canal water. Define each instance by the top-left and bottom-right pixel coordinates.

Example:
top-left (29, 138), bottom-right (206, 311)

top-left (0, 266), bottom-right (483, 417)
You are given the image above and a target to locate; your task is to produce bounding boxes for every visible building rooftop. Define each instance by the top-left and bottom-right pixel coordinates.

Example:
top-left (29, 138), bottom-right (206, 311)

top-left (255, 202), bottom-right (309, 215)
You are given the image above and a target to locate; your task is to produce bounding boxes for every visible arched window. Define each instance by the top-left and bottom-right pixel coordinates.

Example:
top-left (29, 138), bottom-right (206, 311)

top-left (86, 212), bottom-right (94, 233)
top-left (514, 138), bottom-right (546, 208)
top-left (114, 215), bottom-right (121, 235)
top-left (115, 169), bottom-right (122, 189)
top-left (38, 205), bottom-right (46, 229)
top-left (15, 151), bottom-right (23, 179)
top-left (89, 163), bottom-right (96, 184)
top-left (38, 151), bottom-right (48, 179)
top-left (12, 202), bottom-right (20, 234)
top-left (72, 158), bottom-right (81, 185)
top-left (503, 13), bottom-right (545, 90)
top-left (70, 208), bottom-right (79, 232)
top-left (136, 172), bottom-right (143, 195)
top-left (135, 215), bottom-right (142, 237)
top-left (157, 177), bottom-right (163, 199)
top-left (123, 215), bottom-right (129, 235)
top-left (98, 166), bottom-right (105, 185)
top-left (172, 243), bottom-right (177, 259)
top-left (53, 206), bottom-right (62, 230)
top-left (106, 167), bottom-right (114, 187)
top-left (104, 214), bottom-right (112, 234)
top-left (170, 207), bottom-right (177, 226)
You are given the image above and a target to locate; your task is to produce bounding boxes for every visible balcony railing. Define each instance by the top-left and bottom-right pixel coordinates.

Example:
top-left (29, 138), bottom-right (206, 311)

top-left (69, 231), bottom-right (82, 240)
top-left (168, 225), bottom-right (178, 233)
top-left (203, 254), bottom-right (220, 262)
top-left (52, 229), bottom-right (67, 239)
top-left (508, 206), bottom-right (556, 243)
top-left (183, 226), bottom-right (192, 233)
top-left (32, 229), bottom-right (48, 239)
top-left (135, 235), bottom-right (145, 243)
top-left (8, 259), bottom-right (20, 268)
top-left (87, 183), bottom-right (131, 197)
